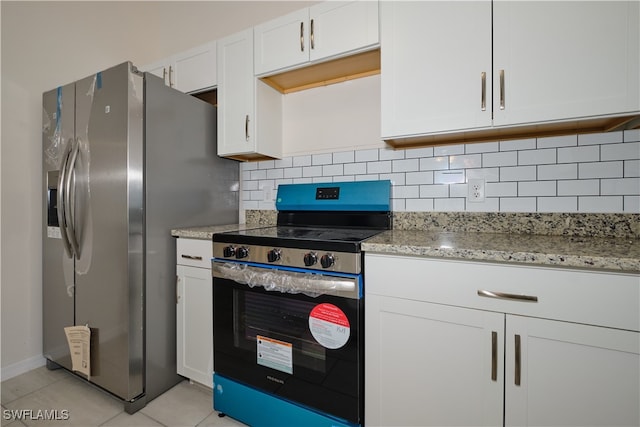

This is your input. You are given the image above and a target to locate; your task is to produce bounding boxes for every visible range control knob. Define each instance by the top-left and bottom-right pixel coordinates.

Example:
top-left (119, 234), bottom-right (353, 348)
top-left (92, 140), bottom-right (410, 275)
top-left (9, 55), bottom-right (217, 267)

top-left (222, 246), bottom-right (236, 258)
top-left (320, 253), bottom-right (335, 269)
top-left (303, 252), bottom-right (318, 267)
top-left (236, 246), bottom-right (249, 259)
top-left (267, 249), bottom-right (281, 263)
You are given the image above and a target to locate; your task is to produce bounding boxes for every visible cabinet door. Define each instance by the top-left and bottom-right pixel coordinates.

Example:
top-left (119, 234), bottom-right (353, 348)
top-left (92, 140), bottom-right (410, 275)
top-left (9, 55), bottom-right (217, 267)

top-left (176, 264), bottom-right (213, 388)
top-left (381, 1), bottom-right (492, 139)
top-left (217, 29), bottom-right (256, 157)
top-left (141, 59), bottom-right (170, 86)
top-left (505, 315), bottom-right (640, 426)
top-left (366, 294), bottom-right (504, 427)
top-left (308, 1), bottom-right (379, 62)
top-left (493, 1), bottom-right (640, 126)
top-left (173, 41), bottom-right (217, 94)
top-left (254, 8), bottom-right (309, 75)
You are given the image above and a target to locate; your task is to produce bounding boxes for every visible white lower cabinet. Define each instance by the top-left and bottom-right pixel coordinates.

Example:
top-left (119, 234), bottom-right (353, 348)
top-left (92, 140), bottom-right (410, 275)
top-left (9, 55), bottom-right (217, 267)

top-left (176, 238), bottom-right (213, 388)
top-left (365, 254), bottom-right (640, 426)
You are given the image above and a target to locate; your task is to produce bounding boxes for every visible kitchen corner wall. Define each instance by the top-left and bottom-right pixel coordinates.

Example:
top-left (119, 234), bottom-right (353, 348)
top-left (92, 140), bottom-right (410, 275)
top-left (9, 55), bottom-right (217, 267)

top-left (241, 129), bottom-right (640, 214)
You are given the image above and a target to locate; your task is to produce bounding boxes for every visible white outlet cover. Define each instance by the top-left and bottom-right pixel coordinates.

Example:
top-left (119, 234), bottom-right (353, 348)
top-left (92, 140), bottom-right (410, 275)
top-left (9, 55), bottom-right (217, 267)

top-left (467, 178), bottom-right (485, 202)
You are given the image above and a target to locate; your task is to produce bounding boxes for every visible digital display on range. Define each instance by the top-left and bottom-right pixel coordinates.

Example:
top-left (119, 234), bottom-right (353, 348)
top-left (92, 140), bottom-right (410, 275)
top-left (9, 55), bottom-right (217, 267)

top-left (316, 187), bottom-right (340, 200)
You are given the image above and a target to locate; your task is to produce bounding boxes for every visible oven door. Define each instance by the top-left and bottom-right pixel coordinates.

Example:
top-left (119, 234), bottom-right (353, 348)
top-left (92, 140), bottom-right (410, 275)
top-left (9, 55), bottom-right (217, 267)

top-left (212, 261), bottom-right (363, 425)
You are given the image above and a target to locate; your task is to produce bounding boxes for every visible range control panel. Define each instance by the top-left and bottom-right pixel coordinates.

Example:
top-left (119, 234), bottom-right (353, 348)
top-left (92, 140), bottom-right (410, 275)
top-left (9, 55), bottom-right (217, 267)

top-left (213, 242), bottom-right (361, 275)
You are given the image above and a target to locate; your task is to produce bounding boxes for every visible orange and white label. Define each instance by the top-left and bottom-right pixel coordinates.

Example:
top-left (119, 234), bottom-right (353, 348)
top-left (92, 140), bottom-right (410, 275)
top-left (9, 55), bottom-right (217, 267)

top-left (308, 303), bottom-right (350, 349)
top-left (257, 335), bottom-right (293, 374)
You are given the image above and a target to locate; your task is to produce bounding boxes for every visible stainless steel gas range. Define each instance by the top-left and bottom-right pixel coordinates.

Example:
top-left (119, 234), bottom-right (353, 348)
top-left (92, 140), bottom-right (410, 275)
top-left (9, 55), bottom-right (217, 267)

top-left (211, 180), bottom-right (392, 427)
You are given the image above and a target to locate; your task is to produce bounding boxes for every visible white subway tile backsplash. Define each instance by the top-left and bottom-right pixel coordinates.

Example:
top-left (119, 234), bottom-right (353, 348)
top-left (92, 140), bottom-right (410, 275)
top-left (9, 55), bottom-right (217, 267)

top-left (537, 134), bottom-right (577, 148)
top-left (579, 161), bottom-right (624, 179)
top-left (465, 141), bottom-right (499, 154)
top-left (367, 161), bottom-right (392, 174)
top-left (601, 142), bottom-right (640, 161)
top-left (519, 148), bottom-right (556, 165)
top-left (434, 144), bottom-right (464, 156)
top-left (450, 154), bottom-right (481, 169)
top-left (240, 133), bottom-right (639, 214)
top-left (579, 196), bottom-right (623, 212)
top-left (420, 157), bottom-right (449, 171)
top-left (518, 181), bottom-right (556, 197)
top-left (579, 131), bottom-right (623, 145)
top-left (420, 184), bottom-right (449, 198)
top-left (500, 166), bottom-right (536, 182)
top-left (392, 158), bottom-right (419, 173)
top-left (538, 163), bottom-right (577, 180)
top-left (483, 151), bottom-right (518, 168)
top-left (355, 149), bottom-right (379, 162)
top-left (538, 197), bottom-right (577, 212)
top-left (557, 179), bottom-right (599, 196)
top-left (380, 148), bottom-right (405, 160)
top-left (406, 171), bottom-right (434, 185)
top-left (435, 170), bottom-right (465, 184)
top-left (500, 138), bottom-right (536, 151)
top-left (624, 196), bottom-right (640, 212)
top-left (557, 145), bottom-right (599, 164)
top-left (332, 151), bottom-right (355, 164)
top-left (601, 178), bottom-right (640, 195)
top-left (624, 160), bottom-right (640, 177)
top-left (312, 153), bottom-right (333, 165)
top-left (500, 197), bottom-right (537, 212)
top-left (344, 162), bottom-right (367, 175)
top-left (293, 155), bottom-right (312, 167)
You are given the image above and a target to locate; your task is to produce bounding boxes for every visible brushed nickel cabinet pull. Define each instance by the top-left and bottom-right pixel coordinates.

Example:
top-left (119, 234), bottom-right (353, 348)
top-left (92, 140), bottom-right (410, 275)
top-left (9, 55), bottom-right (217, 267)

top-left (491, 331), bottom-right (498, 381)
top-left (515, 334), bottom-right (521, 386)
top-left (477, 290), bottom-right (538, 303)
top-left (310, 19), bottom-right (315, 50)
top-left (169, 66), bottom-right (174, 88)
top-left (245, 115), bottom-right (250, 141)
top-left (481, 72), bottom-right (487, 111)
top-left (181, 254), bottom-right (203, 261)
top-left (162, 68), bottom-right (168, 86)
top-left (176, 276), bottom-right (180, 304)
top-left (499, 69), bottom-right (505, 110)
top-left (300, 22), bottom-right (305, 52)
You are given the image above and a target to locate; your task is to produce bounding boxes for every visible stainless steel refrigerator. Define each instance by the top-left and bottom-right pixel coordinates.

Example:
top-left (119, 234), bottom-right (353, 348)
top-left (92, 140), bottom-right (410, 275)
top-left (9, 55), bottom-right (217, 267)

top-left (42, 61), bottom-right (238, 412)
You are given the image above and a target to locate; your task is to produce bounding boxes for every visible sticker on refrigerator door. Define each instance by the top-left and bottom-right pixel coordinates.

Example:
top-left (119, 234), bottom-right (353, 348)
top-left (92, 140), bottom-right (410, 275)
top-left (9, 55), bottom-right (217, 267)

top-left (257, 335), bottom-right (293, 374)
top-left (47, 226), bottom-right (62, 239)
top-left (309, 303), bottom-right (350, 349)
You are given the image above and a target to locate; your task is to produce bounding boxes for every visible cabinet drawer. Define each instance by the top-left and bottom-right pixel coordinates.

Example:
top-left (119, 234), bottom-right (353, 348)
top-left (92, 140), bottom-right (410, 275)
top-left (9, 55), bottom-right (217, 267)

top-left (365, 254), bottom-right (639, 332)
top-left (176, 238), bottom-right (212, 269)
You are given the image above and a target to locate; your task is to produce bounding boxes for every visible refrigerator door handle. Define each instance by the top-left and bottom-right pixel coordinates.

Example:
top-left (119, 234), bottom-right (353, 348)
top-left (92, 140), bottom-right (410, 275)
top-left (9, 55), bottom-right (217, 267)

top-left (57, 139), bottom-right (74, 258)
top-left (65, 138), bottom-right (81, 258)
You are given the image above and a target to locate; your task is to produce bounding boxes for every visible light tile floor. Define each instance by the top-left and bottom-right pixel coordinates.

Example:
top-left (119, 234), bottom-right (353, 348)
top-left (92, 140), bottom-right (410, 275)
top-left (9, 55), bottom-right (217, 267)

top-left (1, 367), bottom-right (246, 427)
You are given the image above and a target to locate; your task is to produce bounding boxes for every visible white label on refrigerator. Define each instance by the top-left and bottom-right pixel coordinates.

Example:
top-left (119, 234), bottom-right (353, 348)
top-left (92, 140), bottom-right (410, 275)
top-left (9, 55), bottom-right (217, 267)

top-left (47, 226), bottom-right (62, 239)
top-left (309, 303), bottom-right (350, 349)
top-left (257, 335), bottom-right (293, 374)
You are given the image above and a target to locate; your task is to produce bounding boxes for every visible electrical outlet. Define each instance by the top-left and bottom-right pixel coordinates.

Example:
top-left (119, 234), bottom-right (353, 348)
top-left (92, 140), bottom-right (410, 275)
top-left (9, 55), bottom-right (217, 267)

top-left (467, 178), bottom-right (485, 202)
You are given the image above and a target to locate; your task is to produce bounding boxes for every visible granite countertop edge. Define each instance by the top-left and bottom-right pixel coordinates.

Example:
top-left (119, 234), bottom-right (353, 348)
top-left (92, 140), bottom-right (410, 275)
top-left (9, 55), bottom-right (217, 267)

top-left (171, 225), bottom-right (640, 273)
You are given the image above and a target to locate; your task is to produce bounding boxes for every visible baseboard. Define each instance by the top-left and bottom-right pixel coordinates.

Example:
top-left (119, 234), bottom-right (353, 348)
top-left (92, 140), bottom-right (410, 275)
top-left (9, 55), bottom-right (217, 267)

top-left (1, 355), bottom-right (46, 381)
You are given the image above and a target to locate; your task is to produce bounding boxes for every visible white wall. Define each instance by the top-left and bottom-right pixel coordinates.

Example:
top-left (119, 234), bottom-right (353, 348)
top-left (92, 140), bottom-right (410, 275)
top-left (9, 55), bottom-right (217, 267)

top-left (0, 0), bottom-right (318, 378)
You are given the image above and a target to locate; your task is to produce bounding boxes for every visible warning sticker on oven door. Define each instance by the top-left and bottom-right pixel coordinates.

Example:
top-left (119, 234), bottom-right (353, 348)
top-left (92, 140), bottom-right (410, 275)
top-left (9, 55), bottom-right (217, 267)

top-left (309, 303), bottom-right (351, 349)
top-left (257, 335), bottom-right (293, 375)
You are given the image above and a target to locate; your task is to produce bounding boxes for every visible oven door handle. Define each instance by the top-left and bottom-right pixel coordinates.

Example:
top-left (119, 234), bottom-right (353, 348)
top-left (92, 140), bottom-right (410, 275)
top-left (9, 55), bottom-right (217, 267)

top-left (212, 262), bottom-right (359, 299)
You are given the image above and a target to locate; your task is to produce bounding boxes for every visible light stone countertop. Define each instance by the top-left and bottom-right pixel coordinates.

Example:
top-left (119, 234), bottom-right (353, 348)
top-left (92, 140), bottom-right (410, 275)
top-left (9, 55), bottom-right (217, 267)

top-left (362, 230), bottom-right (640, 273)
top-left (171, 224), bottom-right (251, 239)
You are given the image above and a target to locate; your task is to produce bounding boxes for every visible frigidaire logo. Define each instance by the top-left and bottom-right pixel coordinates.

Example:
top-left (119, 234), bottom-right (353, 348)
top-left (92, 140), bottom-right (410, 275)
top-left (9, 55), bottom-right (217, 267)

top-left (266, 375), bottom-right (284, 384)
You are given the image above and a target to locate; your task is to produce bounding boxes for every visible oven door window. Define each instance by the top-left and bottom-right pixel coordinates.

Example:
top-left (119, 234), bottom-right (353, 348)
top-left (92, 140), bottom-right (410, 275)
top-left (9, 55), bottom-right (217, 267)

top-left (214, 275), bottom-right (362, 424)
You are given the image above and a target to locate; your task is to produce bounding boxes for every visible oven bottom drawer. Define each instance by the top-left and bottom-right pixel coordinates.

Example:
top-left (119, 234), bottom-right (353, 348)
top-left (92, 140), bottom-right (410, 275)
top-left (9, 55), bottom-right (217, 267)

top-left (213, 374), bottom-right (359, 427)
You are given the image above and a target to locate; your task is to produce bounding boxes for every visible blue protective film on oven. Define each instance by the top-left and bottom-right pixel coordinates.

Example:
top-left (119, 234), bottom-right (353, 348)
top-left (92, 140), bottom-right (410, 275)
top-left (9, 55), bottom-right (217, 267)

top-left (275, 180), bottom-right (391, 212)
top-left (213, 374), bottom-right (360, 427)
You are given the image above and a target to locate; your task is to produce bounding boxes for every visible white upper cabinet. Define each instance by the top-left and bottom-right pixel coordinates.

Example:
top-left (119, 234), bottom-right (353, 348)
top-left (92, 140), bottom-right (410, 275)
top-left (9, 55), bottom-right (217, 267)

top-left (254, 1), bottom-right (379, 76)
top-left (381, 1), bottom-right (640, 143)
top-left (140, 40), bottom-right (217, 94)
top-left (380, 1), bottom-right (492, 138)
top-left (217, 29), bottom-right (282, 160)
top-left (492, 1), bottom-right (639, 126)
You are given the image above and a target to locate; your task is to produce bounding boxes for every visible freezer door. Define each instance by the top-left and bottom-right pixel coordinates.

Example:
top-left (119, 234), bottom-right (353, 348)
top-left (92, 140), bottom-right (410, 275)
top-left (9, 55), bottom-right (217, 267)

top-left (72, 62), bottom-right (144, 401)
top-left (43, 83), bottom-right (76, 370)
